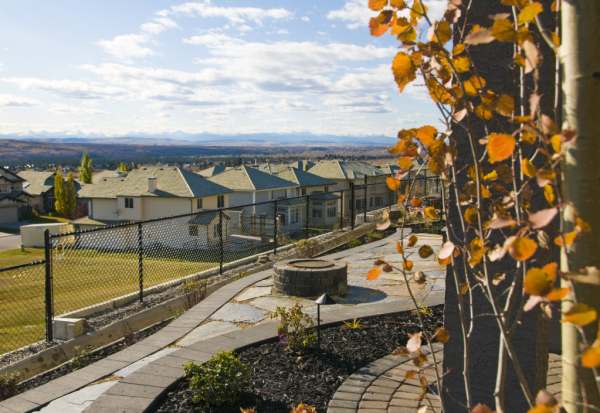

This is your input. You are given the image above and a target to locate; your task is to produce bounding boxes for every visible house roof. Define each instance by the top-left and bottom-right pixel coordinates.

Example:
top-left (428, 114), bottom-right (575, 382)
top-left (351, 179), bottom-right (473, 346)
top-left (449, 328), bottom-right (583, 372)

top-left (91, 170), bottom-right (122, 183)
top-left (207, 165), bottom-right (297, 191)
top-left (197, 165), bottom-right (227, 177)
top-left (18, 170), bottom-right (55, 195)
top-left (258, 164), bottom-right (335, 187)
top-left (0, 167), bottom-right (25, 183)
top-left (188, 210), bottom-right (230, 225)
top-left (79, 166), bottom-right (231, 199)
top-left (308, 160), bottom-right (385, 180)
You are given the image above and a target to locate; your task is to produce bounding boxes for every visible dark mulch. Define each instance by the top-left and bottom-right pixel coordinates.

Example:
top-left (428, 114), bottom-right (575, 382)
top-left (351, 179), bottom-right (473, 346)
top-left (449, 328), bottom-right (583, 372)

top-left (156, 305), bottom-right (443, 413)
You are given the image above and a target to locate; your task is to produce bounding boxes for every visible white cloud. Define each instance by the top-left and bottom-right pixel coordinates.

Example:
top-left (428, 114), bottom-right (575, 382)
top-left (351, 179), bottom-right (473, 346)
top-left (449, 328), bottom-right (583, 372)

top-left (301, 16), bottom-right (311, 22)
top-left (167, 1), bottom-right (292, 25)
top-left (328, 0), bottom-right (447, 29)
top-left (97, 33), bottom-right (154, 60)
top-left (0, 94), bottom-right (39, 107)
top-left (140, 17), bottom-right (178, 35)
top-left (1, 77), bottom-right (125, 100)
top-left (49, 105), bottom-right (106, 115)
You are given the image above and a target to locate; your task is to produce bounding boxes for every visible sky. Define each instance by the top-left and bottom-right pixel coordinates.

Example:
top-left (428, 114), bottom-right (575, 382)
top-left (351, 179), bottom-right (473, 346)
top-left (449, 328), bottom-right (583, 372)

top-left (0, 0), bottom-right (443, 138)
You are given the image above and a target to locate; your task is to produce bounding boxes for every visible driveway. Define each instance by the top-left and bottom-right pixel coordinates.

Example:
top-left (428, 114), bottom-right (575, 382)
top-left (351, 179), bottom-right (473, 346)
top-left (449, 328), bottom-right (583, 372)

top-left (0, 233), bottom-right (21, 251)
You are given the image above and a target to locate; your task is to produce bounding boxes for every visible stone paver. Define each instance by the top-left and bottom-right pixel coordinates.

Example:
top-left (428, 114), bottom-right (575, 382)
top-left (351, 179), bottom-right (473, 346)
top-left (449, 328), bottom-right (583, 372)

top-left (209, 303), bottom-right (268, 323)
top-left (327, 349), bottom-right (563, 413)
top-left (234, 286), bottom-right (272, 302)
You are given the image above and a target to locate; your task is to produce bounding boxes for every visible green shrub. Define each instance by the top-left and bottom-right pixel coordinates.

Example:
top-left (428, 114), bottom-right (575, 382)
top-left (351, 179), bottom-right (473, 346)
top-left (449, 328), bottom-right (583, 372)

top-left (295, 239), bottom-right (319, 257)
top-left (347, 238), bottom-right (362, 248)
top-left (184, 351), bottom-right (250, 407)
top-left (0, 373), bottom-right (19, 401)
top-left (271, 304), bottom-right (316, 352)
top-left (366, 231), bottom-right (384, 241)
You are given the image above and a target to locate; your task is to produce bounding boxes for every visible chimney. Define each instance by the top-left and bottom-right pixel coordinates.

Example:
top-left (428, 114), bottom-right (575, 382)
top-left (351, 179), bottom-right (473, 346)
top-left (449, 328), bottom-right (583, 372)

top-left (147, 176), bottom-right (157, 193)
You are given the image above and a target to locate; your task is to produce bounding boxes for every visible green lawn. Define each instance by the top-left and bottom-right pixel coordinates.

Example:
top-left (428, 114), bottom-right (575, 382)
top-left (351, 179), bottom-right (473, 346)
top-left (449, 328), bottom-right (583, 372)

top-left (0, 248), bottom-right (218, 354)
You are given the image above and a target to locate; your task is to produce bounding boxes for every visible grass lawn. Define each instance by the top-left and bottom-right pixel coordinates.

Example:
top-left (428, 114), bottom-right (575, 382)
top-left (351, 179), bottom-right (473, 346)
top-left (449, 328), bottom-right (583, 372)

top-left (0, 248), bottom-right (218, 354)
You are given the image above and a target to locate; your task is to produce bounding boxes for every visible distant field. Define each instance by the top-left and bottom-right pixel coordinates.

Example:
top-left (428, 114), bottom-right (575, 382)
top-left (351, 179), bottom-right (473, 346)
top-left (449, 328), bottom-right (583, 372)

top-left (0, 248), bottom-right (218, 354)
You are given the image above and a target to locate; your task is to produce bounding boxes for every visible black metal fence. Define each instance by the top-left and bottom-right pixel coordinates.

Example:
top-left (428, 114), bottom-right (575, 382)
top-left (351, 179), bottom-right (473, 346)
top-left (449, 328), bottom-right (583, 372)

top-left (1, 175), bottom-right (441, 355)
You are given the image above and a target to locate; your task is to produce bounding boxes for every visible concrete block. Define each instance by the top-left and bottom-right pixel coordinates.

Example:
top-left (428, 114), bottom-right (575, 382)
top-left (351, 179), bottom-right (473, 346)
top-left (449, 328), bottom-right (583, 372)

top-left (52, 317), bottom-right (87, 340)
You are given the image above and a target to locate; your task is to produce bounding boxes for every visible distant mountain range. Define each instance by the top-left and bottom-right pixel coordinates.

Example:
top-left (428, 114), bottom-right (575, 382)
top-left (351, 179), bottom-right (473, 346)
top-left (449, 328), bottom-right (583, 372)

top-left (0, 132), bottom-right (395, 166)
top-left (1, 132), bottom-right (395, 147)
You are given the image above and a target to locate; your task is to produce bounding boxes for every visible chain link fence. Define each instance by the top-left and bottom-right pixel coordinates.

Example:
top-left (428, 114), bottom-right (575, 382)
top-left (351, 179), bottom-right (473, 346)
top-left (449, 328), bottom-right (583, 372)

top-left (0, 174), bottom-right (442, 355)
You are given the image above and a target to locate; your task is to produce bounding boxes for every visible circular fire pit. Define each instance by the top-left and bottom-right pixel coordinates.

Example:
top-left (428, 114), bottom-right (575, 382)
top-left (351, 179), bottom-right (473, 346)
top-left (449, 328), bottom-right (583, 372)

top-left (274, 258), bottom-right (348, 297)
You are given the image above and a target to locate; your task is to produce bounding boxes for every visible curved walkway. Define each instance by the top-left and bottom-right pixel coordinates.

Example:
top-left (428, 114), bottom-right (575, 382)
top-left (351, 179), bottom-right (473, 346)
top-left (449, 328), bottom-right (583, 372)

top-left (328, 350), bottom-right (562, 413)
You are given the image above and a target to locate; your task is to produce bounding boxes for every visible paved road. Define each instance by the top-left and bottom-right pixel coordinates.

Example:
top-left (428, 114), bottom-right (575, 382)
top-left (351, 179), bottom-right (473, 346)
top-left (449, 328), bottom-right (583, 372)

top-left (0, 234), bottom-right (21, 251)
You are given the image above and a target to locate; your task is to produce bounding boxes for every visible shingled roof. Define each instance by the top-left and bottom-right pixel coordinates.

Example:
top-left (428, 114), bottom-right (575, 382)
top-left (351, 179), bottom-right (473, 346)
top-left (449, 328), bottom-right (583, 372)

top-left (79, 166), bottom-right (231, 199)
top-left (197, 165), bottom-right (227, 177)
top-left (264, 166), bottom-right (335, 187)
top-left (1, 167), bottom-right (25, 183)
top-left (207, 165), bottom-right (297, 191)
top-left (17, 170), bottom-right (54, 195)
top-left (308, 160), bottom-right (385, 180)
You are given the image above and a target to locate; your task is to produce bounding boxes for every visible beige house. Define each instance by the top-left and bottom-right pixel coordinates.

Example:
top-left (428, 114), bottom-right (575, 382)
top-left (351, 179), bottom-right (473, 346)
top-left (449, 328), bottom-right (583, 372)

top-left (0, 168), bottom-right (28, 225)
top-left (308, 160), bottom-right (391, 215)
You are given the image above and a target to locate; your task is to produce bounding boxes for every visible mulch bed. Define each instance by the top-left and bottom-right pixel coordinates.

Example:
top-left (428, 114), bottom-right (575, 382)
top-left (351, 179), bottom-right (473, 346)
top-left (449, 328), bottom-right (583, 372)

top-left (156, 305), bottom-right (443, 413)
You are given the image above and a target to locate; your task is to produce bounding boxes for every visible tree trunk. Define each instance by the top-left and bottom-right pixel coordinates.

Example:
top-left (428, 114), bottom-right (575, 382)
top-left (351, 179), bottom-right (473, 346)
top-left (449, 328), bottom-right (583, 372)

top-left (442, 1), bottom-right (557, 411)
top-left (561, 1), bottom-right (600, 411)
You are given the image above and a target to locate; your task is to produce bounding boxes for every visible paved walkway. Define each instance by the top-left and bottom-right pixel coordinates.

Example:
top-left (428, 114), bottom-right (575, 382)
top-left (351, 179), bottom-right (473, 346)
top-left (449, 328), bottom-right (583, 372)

top-left (0, 229), bottom-right (445, 412)
top-left (328, 350), bottom-right (562, 413)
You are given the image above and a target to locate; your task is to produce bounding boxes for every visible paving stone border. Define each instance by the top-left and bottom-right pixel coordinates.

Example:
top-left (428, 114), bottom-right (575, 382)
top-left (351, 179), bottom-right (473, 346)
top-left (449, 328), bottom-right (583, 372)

top-left (327, 348), bottom-right (562, 413)
top-left (81, 292), bottom-right (445, 413)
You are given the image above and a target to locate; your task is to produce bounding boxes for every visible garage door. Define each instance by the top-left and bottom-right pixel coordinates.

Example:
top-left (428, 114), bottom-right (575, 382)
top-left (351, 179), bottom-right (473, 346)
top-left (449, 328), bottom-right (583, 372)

top-left (0, 206), bottom-right (18, 224)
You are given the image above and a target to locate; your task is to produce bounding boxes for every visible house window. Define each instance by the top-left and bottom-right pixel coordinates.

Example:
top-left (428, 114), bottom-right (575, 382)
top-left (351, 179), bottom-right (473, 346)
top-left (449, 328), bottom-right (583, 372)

top-left (369, 197), bottom-right (374, 207)
top-left (312, 208), bottom-right (322, 218)
top-left (279, 213), bottom-right (286, 226)
top-left (197, 198), bottom-right (203, 209)
top-left (217, 195), bottom-right (225, 208)
top-left (375, 197), bottom-right (383, 207)
top-left (189, 225), bottom-right (199, 236)
top-left (291, 208), bottom-right (299, 224)
top-left (324, 185), bottom-right (329, 192)
top-left (124, 198), bottom-right (134, 208)
top-left (327, 206), bottom-right (337, 217)
top-left (301, 188), bottom-right (306, 196)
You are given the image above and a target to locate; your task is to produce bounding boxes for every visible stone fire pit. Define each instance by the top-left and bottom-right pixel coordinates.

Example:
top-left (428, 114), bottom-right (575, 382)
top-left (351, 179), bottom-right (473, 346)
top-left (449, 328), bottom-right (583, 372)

top-left (273, 258), bottom-right (348, 297)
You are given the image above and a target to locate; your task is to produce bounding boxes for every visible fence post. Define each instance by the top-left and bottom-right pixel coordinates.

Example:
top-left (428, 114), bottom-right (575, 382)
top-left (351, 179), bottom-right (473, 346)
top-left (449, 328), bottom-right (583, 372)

top-left (273, 200), bottom-right (278, 255)
top-left (350, 182), bottom-right (355, 229)
top-left (304, 194), bottom-right (310, 238)
top-left (363, 175), bottom-right (368, 223)
top-left (137, 223), bottom-right (143, 302)
top-left (219, 209), bottom-right (224, 274)
top-left (43, 229), bottom-right (54, 342)
top-left (339, 190), bottom-right (344, 230)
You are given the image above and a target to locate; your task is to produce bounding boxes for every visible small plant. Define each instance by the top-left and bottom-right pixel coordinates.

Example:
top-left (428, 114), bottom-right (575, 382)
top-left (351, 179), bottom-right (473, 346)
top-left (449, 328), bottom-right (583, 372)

top-left (413, 303), bottom-right (433, 318)
top-left (0, 373), bottom-right (19, 401)
top-left (271, 304), bottom-right (316, 352)
top-left (366, 231), bottom-right (384, 241)
top-left (291, 402), bottom-right (317, 413)
top-left (342, 318), bottom-right (364, 330)
top-left (347, 238), bottom-right (362, 248)
top-left (71, 345), bottom-right (92, 370)
top-left (295, 239), bottom-right (319, 257)
top-left (184, 351), bottom-right (250, 407)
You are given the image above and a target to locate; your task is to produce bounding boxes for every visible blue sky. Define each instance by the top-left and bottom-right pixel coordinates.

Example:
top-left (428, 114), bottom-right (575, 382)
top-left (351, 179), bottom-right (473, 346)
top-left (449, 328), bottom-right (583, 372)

top-left (0, 0), bottom-right (442, 138)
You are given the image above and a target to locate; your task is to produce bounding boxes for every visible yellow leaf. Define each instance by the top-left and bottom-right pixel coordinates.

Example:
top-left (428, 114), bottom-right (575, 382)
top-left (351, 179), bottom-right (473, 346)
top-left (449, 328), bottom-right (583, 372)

top-left (391, 52), bottom-right (416, 92)
top-left (464, 27), bottom-right (495, 45)
top-left (582, 343), bottom-right (600, 368)
top-left (386, 176), bottom-right (401, 191)
top-left (518, 2), bottom-right (544, 25)
top-left (481, 184), bottom-right (492, 199)
top-left (410, 197), bottom-right (422, 207)
top-left (475, 104), bottom-right (493, 120)
top-left (408, 234), bottom-right (418, 247)
top-left (390, 0), bottom-right (406, 8)
top-left (550, 134), bottom-right (562, 153)
top-left (495, 94), bottom-right (515, 116)
top-left (397, 156), bottom-right (413, 170)
top-left (544, 184), bottom-right (555, 205)
top-left (410, 0), bottom-right (427, 23)
top-left (491, 18), bottom-right (516, 42)
top-left (468, 237), bottom-right (485, 267)
top-left (459, 282), bottom-right (469, 295)
top-left (433, 326), bottom-right (450, 343)
top-left (405, 370), bottom-right (418, 379)
top-left (424, 206), bottom-right (439, 220)
top-left (524, 267), bottom-right (553, 296)
top-left (369, 13), bottom-right (391, 37)
top-left (487, 133), bottom-right (516, 163)
top-left (404, 259), bottom-right (414, 271)
top-left (464, 75), bottom-right (486, 96)
top-left (418, 244), bottom-right (434, 258)
top-left (453, 55), bottom-right (471, 73)
top-left (527, 405), bottom-right (553, 413)
top-left (367, 266), bottom-right (382, 280)
top-left (546, 287), bottom-right (570, 301)
top-left (554, 231), bottom-right (577, 247)
top-left (396, 241), bottom-right (404, 254)
top-left (397, 26), bottom-right (417, 43)
top-left (368, 0), bottom-right (388, 11)
top-left (562, 303), bottom-right (598, 326)
top-left (452, 43), bottom-right (465, 56)
top-left (433, 20), bottom-right (451, 44)
top-left (510, 236), bottom-right (538, 261)
top-left (416, 125), bottom-right (437, 147)
top-left (521, 158), bottom-right (537, 177)
top-left (551, 31), bottom-right (560, 47)
top-left (483, 170), bottom-right (498, 181)
top-left (464, 207), bottom-right (478, 225)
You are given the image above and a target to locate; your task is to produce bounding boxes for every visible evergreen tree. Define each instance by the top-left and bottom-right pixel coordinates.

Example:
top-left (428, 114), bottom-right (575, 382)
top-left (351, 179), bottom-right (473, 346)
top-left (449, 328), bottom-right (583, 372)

top-left (79, 152), bottom-right (92, 184)
top-left (64, 172), bottom-right (77, 218)
top-left (53, 170), bottom-right (65, 216)
top-left (117, 162), bottom-right (129, 172)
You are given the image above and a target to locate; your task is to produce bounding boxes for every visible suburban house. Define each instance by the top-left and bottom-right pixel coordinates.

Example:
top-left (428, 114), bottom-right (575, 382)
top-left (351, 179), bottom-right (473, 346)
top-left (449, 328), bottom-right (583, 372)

top-left (18, 170), bottom-right (82, 214)
top-left (206, 165), bottom-right (300, 236)
top-left (0, 168), bottom-right (28, 225)
top-left (377, 163), bottom-right (442, 206)
top-left (308, 160), bottom-right (391, 216)
top-left (257, 164), bottom-right (341, 229)
top-left (197, 164), bottom-right (227, 177)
